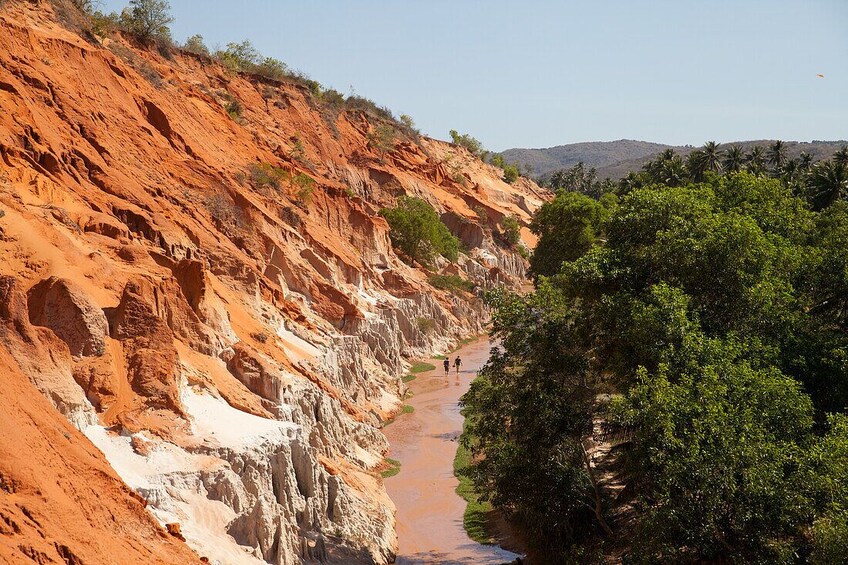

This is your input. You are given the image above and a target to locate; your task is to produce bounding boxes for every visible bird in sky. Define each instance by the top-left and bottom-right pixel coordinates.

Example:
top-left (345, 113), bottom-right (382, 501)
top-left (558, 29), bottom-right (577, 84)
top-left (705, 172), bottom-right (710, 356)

top-left (817, 73), bottom-right (825, 78)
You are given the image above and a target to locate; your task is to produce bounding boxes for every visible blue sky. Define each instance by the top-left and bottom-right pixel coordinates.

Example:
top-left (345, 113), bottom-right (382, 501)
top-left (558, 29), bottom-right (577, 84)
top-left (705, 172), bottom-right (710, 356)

top-left (100, 1), bottom-right (848, 150)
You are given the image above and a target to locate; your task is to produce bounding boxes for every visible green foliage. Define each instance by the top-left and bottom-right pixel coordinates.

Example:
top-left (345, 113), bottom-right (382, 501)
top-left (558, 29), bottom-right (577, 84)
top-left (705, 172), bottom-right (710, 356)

top-left (216, 40), bottom-right (260, 72)
top-left (247, 162), bottom-right (287, 190)
top-left (182, 34), bottom-right (208, 56)
top-left (380, 458), bottom-right (402, 478)
top-left (410, 361), bottom-right (435, 374)
top-left (428, 274), bottom-right (475, 294)
top-left (529, 191), bottom-right (613, 278)
top-left (255, 56), bottom-right (288, 80)
top-left (490, 153), bottom-right (521, 183)
top-left (416, 317), bottom-right (435, 334)
top-left (449, 129), bottom-right (485, 157)
top-left (463, 172), bottom-right (848, 561)
top-left (454, 424), bottom-right (496, 543)
top-left (225, 98), bottom-right (242, 119)
top-left (89, 10), bottom-right (122, 36)
top-left (402, 374), bottom-right (416, 383)
top-left (379, 196), bottom-right (460, 265)
top-left (367, 124), bottom-right (397, 159)
top-left (292, 173), bottom-right (315, 206)
top-left (498, 215), bottom-right (521, 247)
top-left (120, 0), bottom-right (173, 43)
top-left (345, 95), bottom-right (395, 121)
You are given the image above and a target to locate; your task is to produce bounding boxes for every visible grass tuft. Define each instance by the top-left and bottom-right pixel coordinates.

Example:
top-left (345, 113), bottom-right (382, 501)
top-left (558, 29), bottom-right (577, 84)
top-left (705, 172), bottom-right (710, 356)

top-left (381, 457), bottom-right (402, 479)
top-left (410, 361), bottom-right (436, 374)
top-left (402, 374), bottom-right (416, 383)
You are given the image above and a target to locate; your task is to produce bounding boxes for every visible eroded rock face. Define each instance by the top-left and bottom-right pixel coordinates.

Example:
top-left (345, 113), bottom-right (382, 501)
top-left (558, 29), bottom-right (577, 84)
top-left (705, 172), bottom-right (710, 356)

top-left (0, 276), bottom-right (97, 430)
top-left (27, 276), bottom-right (108, 357)
top-left (0, 3), bottom-right (548, 563)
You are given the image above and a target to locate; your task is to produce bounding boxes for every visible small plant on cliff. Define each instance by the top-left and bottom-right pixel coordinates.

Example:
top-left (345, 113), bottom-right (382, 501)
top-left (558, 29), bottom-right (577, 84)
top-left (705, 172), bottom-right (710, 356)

top-left (292, 173), bottom-right (315, 207)
top-left (416, 317), bottom-right (436, 335)
top-left (248, 162), bottom-right (288, 190)
top-left (379, 196), bottom-right (460, 265)
top-left (429, 274), bottom-right (475, 294)
top-left (225, 98), bottom-right (243, 120)
top-left (490, 153), bottom-right (520, 184)
top-left (498, 215), bottom-right (522, 247)
top-left (367, 124), bottom-right (397, 161)
top-left (289, 137), bottom-right (306, 162)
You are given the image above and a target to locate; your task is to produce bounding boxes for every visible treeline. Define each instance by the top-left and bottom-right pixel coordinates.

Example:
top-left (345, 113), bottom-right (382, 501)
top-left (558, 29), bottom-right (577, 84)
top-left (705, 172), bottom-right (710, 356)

top-left (57, 0), bottom-right (419, 136)
top-left (542, 140), bottom-right (848, 207)
top-left (461, 145), bottom-right (848, 561)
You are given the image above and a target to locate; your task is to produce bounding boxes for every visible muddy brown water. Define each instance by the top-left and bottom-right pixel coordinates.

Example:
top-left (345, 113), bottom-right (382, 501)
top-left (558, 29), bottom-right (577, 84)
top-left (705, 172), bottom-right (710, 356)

top-left (383, 338), bottom-right (520, 565)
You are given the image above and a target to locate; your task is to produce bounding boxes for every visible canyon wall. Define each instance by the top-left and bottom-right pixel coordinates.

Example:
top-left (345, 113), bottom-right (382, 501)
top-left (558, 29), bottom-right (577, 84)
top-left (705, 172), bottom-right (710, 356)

top-left (0, 2), bottom-right (547, 563)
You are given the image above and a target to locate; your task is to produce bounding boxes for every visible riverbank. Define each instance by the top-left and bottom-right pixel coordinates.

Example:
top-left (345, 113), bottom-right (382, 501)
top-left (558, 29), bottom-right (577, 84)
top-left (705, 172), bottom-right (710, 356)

top-left (382, 338), bottom-right (521, 564)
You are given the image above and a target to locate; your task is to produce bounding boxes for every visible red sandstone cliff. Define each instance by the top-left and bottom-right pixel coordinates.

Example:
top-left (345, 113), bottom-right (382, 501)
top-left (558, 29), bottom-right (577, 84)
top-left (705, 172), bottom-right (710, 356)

top-left (0, 2), bottom-right (547, 563)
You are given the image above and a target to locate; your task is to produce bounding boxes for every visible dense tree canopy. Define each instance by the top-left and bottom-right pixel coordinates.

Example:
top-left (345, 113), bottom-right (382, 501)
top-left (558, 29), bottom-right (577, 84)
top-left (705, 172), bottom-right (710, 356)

top-left (379, 196), bottom-right (459, 265)
top-left (462, 170), bottom-right (848, 562)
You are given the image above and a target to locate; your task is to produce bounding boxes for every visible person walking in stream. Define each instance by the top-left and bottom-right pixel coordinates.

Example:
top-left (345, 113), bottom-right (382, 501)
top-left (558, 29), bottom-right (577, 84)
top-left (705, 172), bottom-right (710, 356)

top-left (443, 358), bottom-right (450, 376)
top-left (454, 356), bottom-right (462, 375)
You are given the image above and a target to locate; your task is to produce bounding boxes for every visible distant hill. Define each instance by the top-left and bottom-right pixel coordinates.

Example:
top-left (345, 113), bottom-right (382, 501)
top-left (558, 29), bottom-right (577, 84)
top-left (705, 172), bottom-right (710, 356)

top-left (502, 139), bottom-right (848, 181)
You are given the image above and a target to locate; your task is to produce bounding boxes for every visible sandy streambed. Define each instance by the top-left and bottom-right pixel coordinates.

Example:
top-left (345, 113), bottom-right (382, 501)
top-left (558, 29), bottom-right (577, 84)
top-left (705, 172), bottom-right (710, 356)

top-left (383, 338), bottom-right (520, 564)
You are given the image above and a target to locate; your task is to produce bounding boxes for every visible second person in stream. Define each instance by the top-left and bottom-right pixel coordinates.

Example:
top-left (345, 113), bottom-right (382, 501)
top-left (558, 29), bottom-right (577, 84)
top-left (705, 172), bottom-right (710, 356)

top-left (454, 356), bottom-right (462, 374)
top-left (443, 358), bottom-right (450, 376)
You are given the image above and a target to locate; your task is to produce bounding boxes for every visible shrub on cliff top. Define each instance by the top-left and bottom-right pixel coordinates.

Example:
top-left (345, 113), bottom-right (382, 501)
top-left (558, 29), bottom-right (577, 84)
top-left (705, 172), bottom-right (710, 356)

top-left (379, 196), bottom-right (460, 265)
top-left (120, 0), bottom-right (173, 43)
top-left (449, 130), bottom-right (485, 158)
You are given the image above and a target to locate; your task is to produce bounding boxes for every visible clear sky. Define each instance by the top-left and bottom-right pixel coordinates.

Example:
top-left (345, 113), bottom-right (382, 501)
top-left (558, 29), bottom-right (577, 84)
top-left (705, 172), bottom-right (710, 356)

top-left (100, 0), bottom-right (848, 151)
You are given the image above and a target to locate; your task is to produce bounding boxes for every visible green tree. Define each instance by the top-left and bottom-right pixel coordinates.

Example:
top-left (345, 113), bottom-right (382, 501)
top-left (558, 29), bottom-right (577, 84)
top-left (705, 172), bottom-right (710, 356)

top-left (701, 140), bottom-right (723, 173)
top-left (367, 124), bottom-right (397, 160)
top-left (529, 191), bottom-right (612, 278)
top-left (834, 144), bottom-right (848, 166)
top-left (807, 160), bottom-right (848, 210)
top-left (183, 34), bottom-right (208, 56)
top-left (463, 172), bottom-right (848, 561)
top-left (498, 215), bottom-right (521, 247)
top-left (121, 0), bottom-right (173, 43)
top-left (449, 130), bottom-right (485, 157)
top-left (768, 139), bottom-right (788, 172)
top-left (379, 196), bottom-right (459, 264)
top-left (723, 144), bottom-right (745, 172)
top-left (217, 40), bottom-right (260, 72)
top-left (747, 146), bottom-right (767, 175)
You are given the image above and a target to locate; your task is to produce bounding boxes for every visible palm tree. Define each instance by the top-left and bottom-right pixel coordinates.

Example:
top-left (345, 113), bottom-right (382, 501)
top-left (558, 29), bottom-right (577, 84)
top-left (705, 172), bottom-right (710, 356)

top-left (807, 160), bottom-right (848, 210)
top-left (780, 159), bottom-right (803, 191)
top-left (799, 152), bottom-right (813, 171)
top-left (701, 141), bottom-right (723, 173)
top-left (747, 146), bottom-right (766, 175)
top-left (659, 155), bottom-right (688, 187)
top-left (644, 149), bottom-right (677, 182)
top-left (834, 144), bottom-right (848, 166)
top-left (686, 150), bottom-right (708, 182)
top-left (767, 140), bottom-right (787, 172)
top-left (723, 145), bottom-right (745, 173)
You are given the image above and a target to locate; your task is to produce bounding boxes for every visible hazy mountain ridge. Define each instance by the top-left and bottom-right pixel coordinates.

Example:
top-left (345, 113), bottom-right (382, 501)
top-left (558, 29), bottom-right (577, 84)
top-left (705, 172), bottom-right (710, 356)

top-left (503, 139), bottom-right (848, 180)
